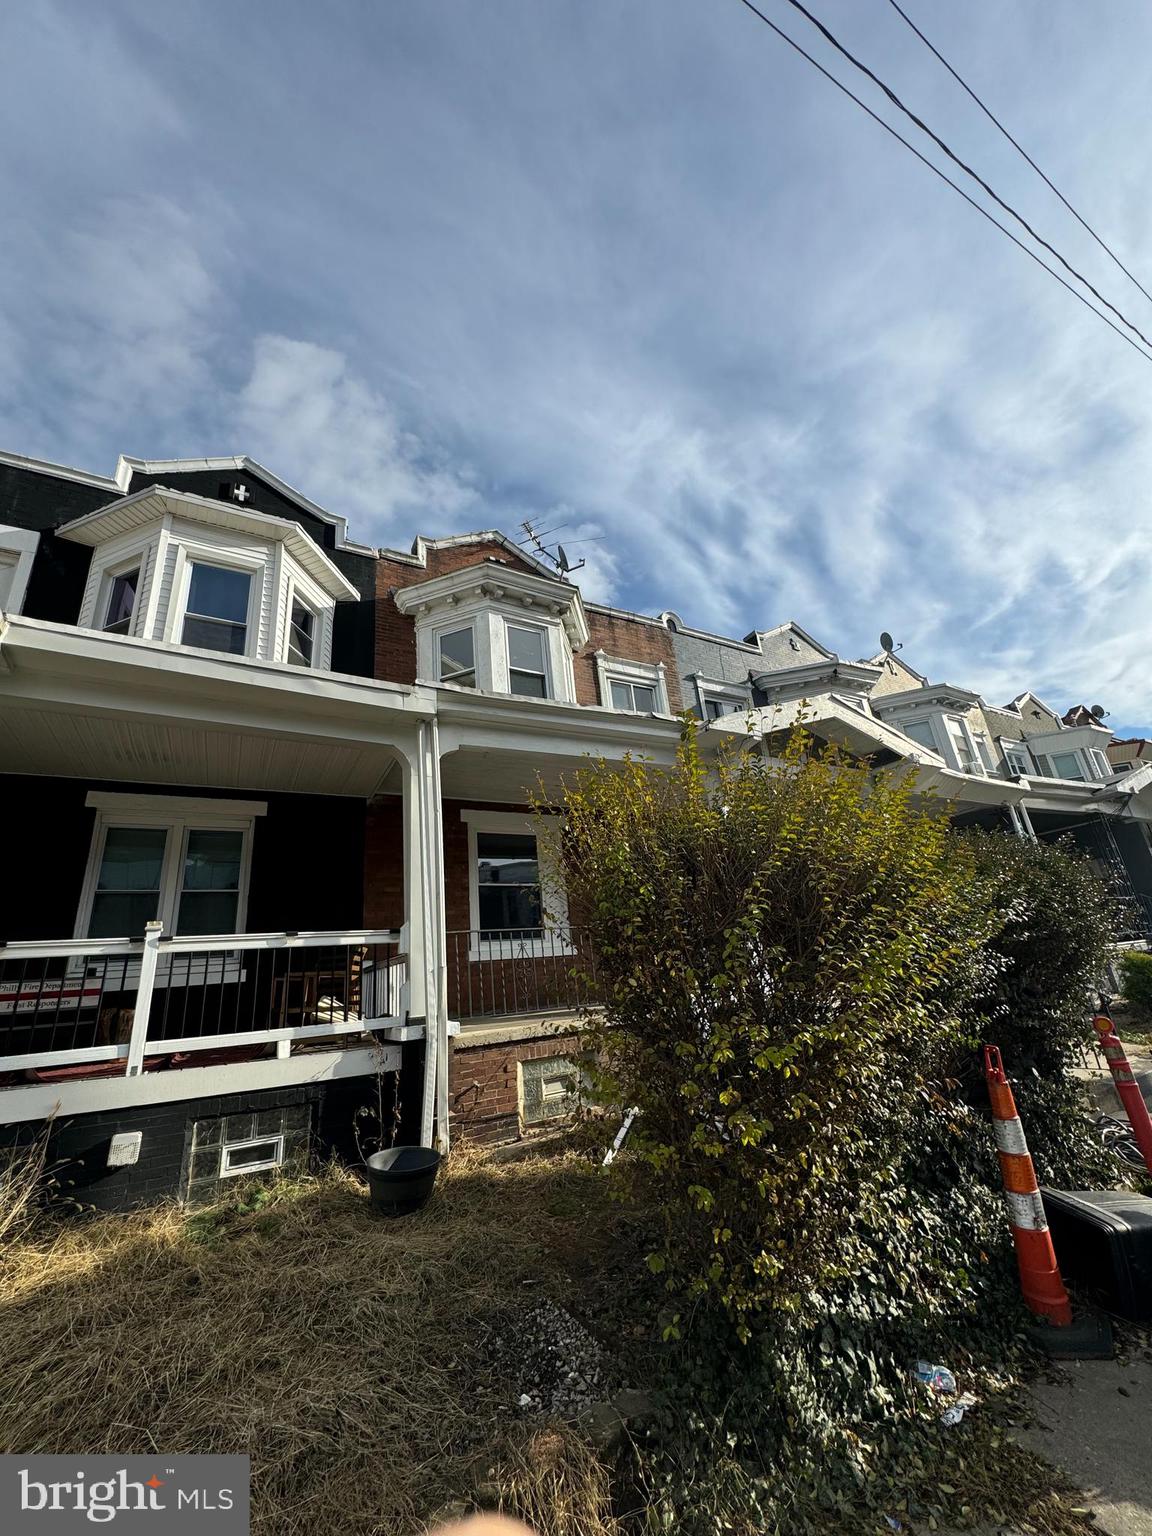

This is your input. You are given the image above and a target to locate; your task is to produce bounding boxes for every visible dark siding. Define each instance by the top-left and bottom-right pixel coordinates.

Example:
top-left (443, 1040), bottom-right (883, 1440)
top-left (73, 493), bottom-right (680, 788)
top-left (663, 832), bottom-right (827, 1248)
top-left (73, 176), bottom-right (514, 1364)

top-left (0, 462), bottom-right (118, 625)
top-left (0, 777), bottom-right (367, 943)
top-left (0, 1076), bottom-right (389, 1211)
top-left (127, 468), bottom-right (339, 549)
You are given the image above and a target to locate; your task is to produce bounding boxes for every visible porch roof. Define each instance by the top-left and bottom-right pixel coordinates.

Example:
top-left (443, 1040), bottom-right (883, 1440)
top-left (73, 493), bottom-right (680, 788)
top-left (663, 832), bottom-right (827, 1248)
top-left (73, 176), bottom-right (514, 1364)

top-left (0, 614), bottom-right (435, 796)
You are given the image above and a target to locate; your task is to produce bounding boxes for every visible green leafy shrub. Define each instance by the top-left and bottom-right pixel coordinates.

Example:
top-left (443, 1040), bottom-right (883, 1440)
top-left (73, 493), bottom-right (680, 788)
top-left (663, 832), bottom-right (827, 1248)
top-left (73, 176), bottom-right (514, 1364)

top-left (1120, 948), bottom-right (1152, 1021)
top-left (959, 831), bottom-right (1120, 1186)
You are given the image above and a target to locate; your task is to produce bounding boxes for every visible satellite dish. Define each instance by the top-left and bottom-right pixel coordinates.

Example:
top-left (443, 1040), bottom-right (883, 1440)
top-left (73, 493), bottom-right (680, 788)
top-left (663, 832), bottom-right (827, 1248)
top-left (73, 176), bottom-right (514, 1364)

top-left (879, 631), bottom-right (895, 654)
top-left (557, 544), bottom-right (570, 574)
top-left (1090, 703), bottom-right (1109, 720)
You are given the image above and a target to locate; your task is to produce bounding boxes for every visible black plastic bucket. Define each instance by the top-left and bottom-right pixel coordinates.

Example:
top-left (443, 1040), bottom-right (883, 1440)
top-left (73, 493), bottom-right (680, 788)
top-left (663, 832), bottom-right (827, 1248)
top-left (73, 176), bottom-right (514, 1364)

top-left (364, 1146), bottom-right (442, 1216)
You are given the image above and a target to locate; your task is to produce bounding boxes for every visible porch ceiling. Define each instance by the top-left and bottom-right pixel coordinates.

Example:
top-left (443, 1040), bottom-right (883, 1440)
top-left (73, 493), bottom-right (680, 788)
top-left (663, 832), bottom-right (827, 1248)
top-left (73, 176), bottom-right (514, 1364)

top-left (439, 745), bottom-right (647, 804)
top-left (1, 696), bottom-right (397, 796)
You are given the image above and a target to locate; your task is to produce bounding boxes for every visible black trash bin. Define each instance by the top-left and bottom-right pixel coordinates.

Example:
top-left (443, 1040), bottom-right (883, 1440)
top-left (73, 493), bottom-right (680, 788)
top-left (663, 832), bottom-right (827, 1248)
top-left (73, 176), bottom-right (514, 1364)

top-left (365, 1146), bottom-right (442, 1216)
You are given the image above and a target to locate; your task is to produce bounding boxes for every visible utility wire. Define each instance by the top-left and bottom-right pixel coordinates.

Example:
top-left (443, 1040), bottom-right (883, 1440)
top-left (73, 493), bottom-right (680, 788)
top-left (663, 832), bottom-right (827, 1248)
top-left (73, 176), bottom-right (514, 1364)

top-left (772, 0), bottom-right (1152, 355)
top-left (885, 0), bottom-right (1152, 310)
top-left (730, 0), bottom-right (1152, 367)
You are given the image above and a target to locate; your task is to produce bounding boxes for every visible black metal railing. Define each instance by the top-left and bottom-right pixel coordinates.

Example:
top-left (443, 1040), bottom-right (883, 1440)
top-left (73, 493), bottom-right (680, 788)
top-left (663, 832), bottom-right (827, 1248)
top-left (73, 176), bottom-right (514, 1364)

top-left (446, 925), bottom-right (599, 1021)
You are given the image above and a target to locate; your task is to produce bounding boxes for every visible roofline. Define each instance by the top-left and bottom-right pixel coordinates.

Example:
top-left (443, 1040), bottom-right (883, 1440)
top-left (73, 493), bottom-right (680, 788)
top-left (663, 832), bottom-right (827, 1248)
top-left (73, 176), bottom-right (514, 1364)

top-left (0, 448), bottom-right (119, 493)
top-left (116, 456), bottom-right (377, 555)
top-left (754, 620), bottom-right (835, 658)
top-left (56, 484), bottom-right (361, 600)
top-left (378, 530), bottom-right (562, 581)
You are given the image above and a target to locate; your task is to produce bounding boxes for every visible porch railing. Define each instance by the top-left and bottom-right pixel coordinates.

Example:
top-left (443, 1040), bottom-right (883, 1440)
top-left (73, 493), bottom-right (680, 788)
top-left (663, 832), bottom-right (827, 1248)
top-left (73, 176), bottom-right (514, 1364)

top-left (446, 925), bottom-right (599, 1021)
top-left (0, 927), bottom-right (405, 1079)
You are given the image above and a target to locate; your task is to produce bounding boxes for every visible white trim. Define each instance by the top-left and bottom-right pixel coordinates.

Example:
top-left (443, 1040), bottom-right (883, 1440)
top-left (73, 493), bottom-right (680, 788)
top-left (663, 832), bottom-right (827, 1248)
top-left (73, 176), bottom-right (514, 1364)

top-left (434, 619), bottom-right (478, 688)
top-left (0, 1045), bottom-right (399, 1124)
top-left (0, 524), bottom-right (39, 617)
top-left (173, 542), bottom-right (263, 660)
top-left (220, 1132), bottom-right (285, 1178)
top-left (504, 617), bottom-right (554, 700)
top-left (75, 794), bottom-right (264, 941)
top-left (460, 807), bottom-right (570, 959)
top-left (594, 651), bottom-right (669, 714)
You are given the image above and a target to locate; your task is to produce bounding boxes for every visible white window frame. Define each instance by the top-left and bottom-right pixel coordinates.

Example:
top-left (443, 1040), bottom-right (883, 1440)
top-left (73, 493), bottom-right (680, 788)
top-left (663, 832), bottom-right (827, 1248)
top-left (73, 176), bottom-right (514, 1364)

top-left (460, 807), bottom-right (571, 960)
top-left (435, 619), bottom-right (478, 688)
top-left (98, 554), bottom-right (145, 636)
top-left (1000, 738), bottom-right (1032, 777)
top-left (1086, 747), bottom-right (1112, 780)
top-left (74, 792), bottom-right (266, 941)
top-left (1046, 749), bottom-right (1087, 782)
top-left (172, 546), bottom-right (263, 660)
top-left (219, 1133), bottom-right (285, 1179)
top-left (0, 524), bottom-right (39, 616)
top-left (898, 715), bottom-right (941, 754)
top-left (595, 651), bottom-right (669, 714)
top-left (942, 714), bottom-right (983, 775)
top-left (504, 619), bottom-right (553, 700)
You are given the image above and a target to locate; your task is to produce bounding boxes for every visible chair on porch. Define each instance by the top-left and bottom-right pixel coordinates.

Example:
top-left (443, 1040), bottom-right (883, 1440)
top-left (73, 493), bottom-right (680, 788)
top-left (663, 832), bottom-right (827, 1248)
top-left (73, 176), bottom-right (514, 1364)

top-left (271, 945), bottom-right (366, 1028)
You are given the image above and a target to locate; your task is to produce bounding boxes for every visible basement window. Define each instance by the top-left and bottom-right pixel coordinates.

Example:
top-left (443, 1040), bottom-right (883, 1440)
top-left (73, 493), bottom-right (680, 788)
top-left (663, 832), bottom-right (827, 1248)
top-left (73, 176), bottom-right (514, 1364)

top-left (220, 1135), bottom-right (285, 1178)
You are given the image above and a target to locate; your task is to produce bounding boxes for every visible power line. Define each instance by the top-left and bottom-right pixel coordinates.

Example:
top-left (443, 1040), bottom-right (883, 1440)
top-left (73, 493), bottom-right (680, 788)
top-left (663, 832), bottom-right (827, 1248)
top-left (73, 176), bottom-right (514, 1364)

top-left (885, 0), bottom-right (1152, 311)
top-left (729, 0), bottom-right (1152, 367)
top-left (771, 0), bottom-right (1152, 355)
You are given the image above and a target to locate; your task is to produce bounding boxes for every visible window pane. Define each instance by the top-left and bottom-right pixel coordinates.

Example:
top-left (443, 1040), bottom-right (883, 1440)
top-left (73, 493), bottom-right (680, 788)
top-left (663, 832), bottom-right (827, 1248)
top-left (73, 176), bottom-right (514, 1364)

top-left (509, 669), bottom-right (548, 698)
top-left (176, 890), bottom-right (240, 936)
top-left (104, 569), bottom-right (139, 633)
top-left (705, 699), bottom-right (727, 720)
top-left (97, 827), bottom-right (167, 891)
top-left (902, 719), bottom-right (937, 749)
top-left (288, 602), bottom-right (314, 666)
top-left (631, 685), bottom-right (656, 712)
top-left (439, 627), bottom-right (475, 685)
top-left (182, 830), bottom-right (242, 891)
top-left (507, 626), bottom-right (545, 672)
top-left (182, 615), bottom-right (248, 654)
top-left (187, 563), bottom-right (251, 623)
top-left (610, 681), bottom-right (632, 710)
top-left (476, 832), bottom-right (539, 882)
top-left (479, 885), bottom-right (543, 931)
top-left (89, 891), bottom-right (163, 938)
top-left (476, 831), bottom-right (541, 933)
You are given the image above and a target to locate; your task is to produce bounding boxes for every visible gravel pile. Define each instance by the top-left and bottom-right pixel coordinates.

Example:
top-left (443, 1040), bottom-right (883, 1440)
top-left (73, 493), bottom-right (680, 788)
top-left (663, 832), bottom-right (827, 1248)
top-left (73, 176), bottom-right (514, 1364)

top-left (489, 1300), bottom-right (614, 1417)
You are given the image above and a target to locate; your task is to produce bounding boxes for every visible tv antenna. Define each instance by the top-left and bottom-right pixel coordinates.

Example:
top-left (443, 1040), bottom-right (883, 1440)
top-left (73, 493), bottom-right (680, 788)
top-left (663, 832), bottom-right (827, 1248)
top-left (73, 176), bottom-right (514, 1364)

top-left (519, 518), bottom-right (587, 578)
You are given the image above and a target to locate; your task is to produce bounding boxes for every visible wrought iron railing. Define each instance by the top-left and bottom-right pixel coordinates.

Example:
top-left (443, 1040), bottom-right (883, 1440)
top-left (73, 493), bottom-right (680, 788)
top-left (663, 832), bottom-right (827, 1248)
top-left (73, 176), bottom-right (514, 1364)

top-left (0, 927), bottom-right (405, 1078)
top-left (446, 925), bottom-right (599, 1021)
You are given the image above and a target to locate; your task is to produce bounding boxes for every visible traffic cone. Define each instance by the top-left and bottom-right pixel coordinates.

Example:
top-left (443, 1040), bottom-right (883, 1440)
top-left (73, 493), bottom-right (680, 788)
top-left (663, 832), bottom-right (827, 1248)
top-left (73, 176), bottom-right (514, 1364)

top-left (1093, 1012), bottom-right (1152, 1175)
top-left (984, 1044), bottom-right (1073, 1327)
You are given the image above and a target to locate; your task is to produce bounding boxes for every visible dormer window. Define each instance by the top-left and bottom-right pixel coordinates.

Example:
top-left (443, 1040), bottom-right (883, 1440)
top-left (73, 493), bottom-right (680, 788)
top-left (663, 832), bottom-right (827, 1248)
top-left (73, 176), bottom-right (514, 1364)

top-left (58, 484), bottom-right (356, 669)
top-left (396, 561), bottom-right (589, 703)
top-left (102, 568), bottom-right (140, 635)
top-left (507, 623), bottom-right (550, 698)
top-left (596, 652), bottom-right (669, 714)
top-left (438, 625), bottom-right (477, 688)
top-left (181, 562), bottom-right (252, 655)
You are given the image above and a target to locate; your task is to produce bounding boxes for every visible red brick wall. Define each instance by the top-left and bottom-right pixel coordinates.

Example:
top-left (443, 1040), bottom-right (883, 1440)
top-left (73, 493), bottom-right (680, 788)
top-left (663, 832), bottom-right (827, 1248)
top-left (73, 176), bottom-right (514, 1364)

top-left (574, 608), bottom-right (682, 710)
top-left (450, 1032), bottom-right (580, 1144)
top-left (375, 540), bottom-right (542, 686)
top-left (373, 536), bottom-right (681, 707)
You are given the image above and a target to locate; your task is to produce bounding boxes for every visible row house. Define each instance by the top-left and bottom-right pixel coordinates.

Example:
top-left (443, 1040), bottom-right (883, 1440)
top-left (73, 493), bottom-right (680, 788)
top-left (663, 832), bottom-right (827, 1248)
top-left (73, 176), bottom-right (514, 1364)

top-left (3, 447), bottom-right (1150, 1205)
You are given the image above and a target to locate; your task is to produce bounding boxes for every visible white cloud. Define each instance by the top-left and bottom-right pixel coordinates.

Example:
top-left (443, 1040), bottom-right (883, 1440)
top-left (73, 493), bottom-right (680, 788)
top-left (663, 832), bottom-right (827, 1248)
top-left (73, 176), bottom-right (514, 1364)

top-left (235, 335), bottom-right (479, 538)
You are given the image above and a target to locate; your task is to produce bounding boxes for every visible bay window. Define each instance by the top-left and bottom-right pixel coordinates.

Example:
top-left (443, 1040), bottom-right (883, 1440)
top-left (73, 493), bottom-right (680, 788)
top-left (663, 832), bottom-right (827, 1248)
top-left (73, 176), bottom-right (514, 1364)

top-left (1047, 750), bottom-right (1085, 781)
top-left (900, 718), bottom-right (938, 751)
top-left (287, 599), bottom-right (315, 667)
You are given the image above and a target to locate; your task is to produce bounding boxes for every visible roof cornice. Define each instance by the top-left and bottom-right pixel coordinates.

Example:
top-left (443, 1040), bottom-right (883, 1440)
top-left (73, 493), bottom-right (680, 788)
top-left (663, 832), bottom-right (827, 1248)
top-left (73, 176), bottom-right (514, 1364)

top-left (393, 560), bottom-right (590, 648)
top-left (56, 486), bottom-right (360, 601)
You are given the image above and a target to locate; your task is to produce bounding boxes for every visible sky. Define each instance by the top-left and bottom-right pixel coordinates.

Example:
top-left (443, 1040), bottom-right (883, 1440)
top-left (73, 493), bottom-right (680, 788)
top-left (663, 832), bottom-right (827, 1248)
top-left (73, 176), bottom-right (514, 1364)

top-left (2, 1), bottom-right (1152, 733)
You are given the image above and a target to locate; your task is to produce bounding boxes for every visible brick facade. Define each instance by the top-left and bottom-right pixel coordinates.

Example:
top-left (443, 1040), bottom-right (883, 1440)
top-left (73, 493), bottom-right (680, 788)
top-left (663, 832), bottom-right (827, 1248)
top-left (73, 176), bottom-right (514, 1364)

top-left (374, 535), bottom-right (681, 709)
top-left (449, 1032), bottom-right (580, 1144)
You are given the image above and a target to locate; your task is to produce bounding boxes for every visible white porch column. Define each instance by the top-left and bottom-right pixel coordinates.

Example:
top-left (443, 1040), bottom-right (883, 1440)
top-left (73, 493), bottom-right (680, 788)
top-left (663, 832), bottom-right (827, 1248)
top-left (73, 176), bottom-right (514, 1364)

top-left (408, 718), bottom-right (448, 1150)
top-left (1016, 801), bottom-right (1039, 842)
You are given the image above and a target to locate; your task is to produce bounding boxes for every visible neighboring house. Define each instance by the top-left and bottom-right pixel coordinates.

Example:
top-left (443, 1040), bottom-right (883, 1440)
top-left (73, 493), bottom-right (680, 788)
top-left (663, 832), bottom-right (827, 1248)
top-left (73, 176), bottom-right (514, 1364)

top-left (4, 445), bottom-right (1150, 1207)
top-left (1108, 736), bottom-right (1152, 775)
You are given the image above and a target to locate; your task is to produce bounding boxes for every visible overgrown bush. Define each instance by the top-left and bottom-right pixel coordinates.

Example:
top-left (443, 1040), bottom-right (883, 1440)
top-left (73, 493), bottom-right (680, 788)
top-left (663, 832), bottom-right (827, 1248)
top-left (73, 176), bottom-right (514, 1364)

top-left (549, 727), bottom-right (1118, 1531)
top-left (959, 831), bottom-right (1120, 1186)
top-left (1119, 948), bottom-right (1152, 1021)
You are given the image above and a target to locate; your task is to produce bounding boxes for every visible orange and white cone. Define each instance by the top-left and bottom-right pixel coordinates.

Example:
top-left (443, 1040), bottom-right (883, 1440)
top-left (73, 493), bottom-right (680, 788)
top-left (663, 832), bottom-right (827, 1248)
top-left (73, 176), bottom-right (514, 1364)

top-left (1093, 1013), bottom-right (1152, 1175)
top-left (984, 1044), bottom-right (1073, 1327)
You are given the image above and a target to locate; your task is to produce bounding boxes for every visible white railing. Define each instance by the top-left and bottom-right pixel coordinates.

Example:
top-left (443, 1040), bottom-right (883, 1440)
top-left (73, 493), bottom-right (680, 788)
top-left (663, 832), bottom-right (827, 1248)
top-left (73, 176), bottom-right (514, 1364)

top-left (0, 925), bottom-right (406, 1078)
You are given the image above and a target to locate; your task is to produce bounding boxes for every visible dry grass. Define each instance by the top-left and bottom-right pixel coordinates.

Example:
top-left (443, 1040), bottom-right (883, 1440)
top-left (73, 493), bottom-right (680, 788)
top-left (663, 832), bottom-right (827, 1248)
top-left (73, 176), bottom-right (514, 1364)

top-left (0, 1140), bottom-right (631, 1536)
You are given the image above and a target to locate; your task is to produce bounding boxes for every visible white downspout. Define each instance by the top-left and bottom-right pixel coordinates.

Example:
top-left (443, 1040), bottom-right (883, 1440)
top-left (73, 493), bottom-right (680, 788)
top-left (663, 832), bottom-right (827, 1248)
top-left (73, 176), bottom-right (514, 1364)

top-left (416, 718), bottom-right (448, 1150)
